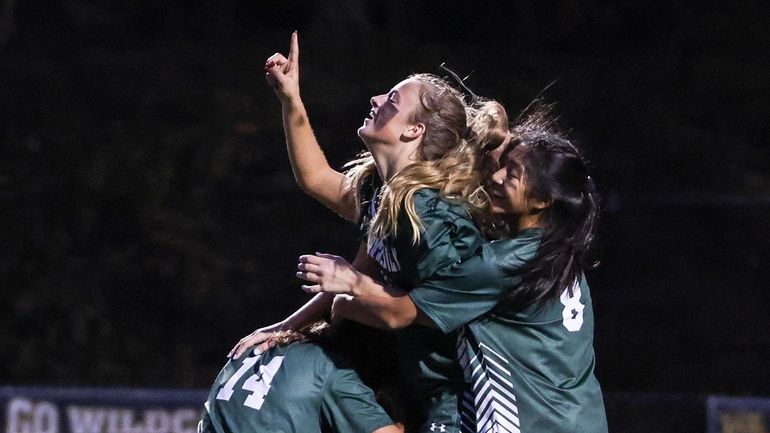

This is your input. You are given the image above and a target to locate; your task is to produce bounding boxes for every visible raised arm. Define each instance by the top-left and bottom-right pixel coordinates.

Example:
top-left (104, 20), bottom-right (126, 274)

top-left (265, 32), bottom-right (358, 221)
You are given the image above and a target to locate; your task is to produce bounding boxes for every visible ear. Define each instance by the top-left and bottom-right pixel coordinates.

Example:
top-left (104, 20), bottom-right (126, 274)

top-left (531, 198), bottom-right (551, 211)
top-left (402, 122), bottom-right (425, 140)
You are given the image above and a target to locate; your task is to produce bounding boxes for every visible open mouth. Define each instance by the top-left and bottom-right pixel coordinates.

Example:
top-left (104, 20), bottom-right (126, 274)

top-left (489, 188), bottom-right (506, 199)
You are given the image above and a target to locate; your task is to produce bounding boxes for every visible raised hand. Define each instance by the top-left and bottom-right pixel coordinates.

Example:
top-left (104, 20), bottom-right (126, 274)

top-left (265, 31), bottom-right (300, 102)
top-left (296, 253), bottom-right (363, 295)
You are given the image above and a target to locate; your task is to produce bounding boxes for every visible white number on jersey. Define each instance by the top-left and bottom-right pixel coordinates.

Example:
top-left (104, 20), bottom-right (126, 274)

top-left (216, 354), bottom-right (285, 410)
top-left (560, 280), bottom-right (585, 332)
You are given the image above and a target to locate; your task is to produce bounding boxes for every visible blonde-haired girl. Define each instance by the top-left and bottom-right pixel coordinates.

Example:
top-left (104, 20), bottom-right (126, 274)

top-left (229, 33), bottom-right (500, 432)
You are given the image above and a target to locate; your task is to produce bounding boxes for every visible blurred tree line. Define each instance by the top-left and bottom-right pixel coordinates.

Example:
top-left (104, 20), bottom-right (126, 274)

top-left (1, 0), bottom-right (768, 393)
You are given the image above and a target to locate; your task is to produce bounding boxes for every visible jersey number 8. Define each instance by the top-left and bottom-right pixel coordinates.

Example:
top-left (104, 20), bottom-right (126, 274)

top-left (560, 281), bottom-right (585, 332)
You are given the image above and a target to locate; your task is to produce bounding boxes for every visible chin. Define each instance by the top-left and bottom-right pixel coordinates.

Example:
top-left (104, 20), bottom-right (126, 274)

top-left (489, 201), bottom-right (505, 215)
top-left (357, 129), bottom-right (376, 148)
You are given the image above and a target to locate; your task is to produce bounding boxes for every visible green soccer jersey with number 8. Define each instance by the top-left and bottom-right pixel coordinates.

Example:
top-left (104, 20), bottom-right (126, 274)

top-left (409, 228), bottom-right (609, 433)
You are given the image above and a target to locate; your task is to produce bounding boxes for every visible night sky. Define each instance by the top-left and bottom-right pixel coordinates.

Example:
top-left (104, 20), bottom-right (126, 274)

top-left (2, 0), bottom-right (769, 406)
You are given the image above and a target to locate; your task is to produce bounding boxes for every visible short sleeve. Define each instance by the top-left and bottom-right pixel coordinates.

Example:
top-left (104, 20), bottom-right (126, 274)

top-left (390, 190), bottom-right (485, 287)
top-left (409, 236), bottom-right (539, 333)
top-left (197, 413), bottom-right (213, 433)
top-left (320, 367), bottom-right (394, 433)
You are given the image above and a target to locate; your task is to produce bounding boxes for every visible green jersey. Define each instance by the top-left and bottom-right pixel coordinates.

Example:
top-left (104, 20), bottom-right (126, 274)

top-left (409, 229), bottom-right (608, 433)
top-left (199, 341), bottom-right (393, 433)
top-left (362, 187), bottom-right (485, 432)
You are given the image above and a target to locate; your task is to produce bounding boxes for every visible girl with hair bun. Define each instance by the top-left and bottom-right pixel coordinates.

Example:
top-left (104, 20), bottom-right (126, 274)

top-left (304, 104), bottom-right (609, 433)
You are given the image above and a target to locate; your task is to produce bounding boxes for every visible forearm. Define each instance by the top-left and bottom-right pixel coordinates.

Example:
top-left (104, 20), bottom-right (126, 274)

top-left (281, 99), bottom-right (357, 221)
top-left (273, 292), bottom-right (334, 331)
top-left (332, 292), bottom-right (418, 330)
top-left (281, 98), bottom-right (328, 189)
top-left (372, 424), bottom-right (404, 433)
top-left (349, 272), bottom-right (393, 298)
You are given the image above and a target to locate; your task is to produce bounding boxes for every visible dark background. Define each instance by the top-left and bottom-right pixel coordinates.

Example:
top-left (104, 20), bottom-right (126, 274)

top-left (2, 0), bottom-right (769, 427)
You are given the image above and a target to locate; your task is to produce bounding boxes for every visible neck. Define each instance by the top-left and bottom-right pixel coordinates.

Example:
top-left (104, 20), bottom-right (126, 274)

top-left (369, 141), bottom-right (420, 181)
top-left (505, 214), bottom-right (542, 233)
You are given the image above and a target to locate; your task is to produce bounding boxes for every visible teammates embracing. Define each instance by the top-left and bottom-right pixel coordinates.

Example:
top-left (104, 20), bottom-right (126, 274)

top-left (201, 32), bottom-right (608, 433)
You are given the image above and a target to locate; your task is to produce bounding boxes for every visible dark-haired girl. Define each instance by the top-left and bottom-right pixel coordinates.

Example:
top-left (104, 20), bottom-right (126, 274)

top-left (301, 109), bottom-right (609, 433)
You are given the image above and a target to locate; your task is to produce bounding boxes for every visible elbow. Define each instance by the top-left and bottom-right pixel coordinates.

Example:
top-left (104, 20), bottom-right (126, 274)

top-left (294, 173), bottom-right (332, 200)
top-left (293, 175), bottom-right (318, 195)
top-left (381, 311), bottom-right (413, 330)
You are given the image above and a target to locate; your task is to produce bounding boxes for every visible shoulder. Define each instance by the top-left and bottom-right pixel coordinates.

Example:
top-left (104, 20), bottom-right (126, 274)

top-left (411, 188), bottom-right (473, 222)
top-left (271, 341), bottom-right (337, 374)
top-left (409, 188), bottom-right (484, 257)
top-left (487, 228), bottom-right (542, 270)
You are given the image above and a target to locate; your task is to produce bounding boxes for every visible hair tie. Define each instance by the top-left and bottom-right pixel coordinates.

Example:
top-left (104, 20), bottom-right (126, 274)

top-left (584, 175), bottom-right (596, 193)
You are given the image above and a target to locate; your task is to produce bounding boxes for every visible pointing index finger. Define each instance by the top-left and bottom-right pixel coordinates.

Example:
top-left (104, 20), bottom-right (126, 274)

top-left (288, 31), bottom-right (299, 68)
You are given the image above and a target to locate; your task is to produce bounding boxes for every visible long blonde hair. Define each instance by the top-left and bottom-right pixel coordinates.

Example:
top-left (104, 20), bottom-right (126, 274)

top-left (344, 74), bottom-right (503, 245)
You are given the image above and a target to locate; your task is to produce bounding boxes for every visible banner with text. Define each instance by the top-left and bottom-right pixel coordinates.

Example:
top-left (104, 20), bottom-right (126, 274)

top-left (707, 396), bottom-right (770, 433)
top-left (1, 386), bottom-right (207, 433)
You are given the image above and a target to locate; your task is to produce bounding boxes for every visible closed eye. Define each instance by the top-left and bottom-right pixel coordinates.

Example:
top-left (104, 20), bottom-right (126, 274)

top-left (503, 157), bottom-right (522, 180)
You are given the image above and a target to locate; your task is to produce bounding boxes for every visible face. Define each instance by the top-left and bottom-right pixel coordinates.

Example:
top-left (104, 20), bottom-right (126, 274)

top-left (479, 133), bottom-right (512, 181)
top-left (357, 78), bottom-right (423, 146)
top-left (488, 145), bottom-right (532, 216)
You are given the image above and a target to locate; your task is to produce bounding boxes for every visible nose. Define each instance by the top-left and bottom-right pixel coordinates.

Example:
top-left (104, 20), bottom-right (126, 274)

top-left (490, 167), bottom-right (506, 185)
top-left (370, 94), bottom-right (385, 108)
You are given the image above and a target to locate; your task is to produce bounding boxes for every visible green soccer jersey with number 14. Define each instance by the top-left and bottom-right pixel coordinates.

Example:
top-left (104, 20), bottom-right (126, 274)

top-left (198, 341), bottom-right (393, 433)
top-left (409, 228), bottom-right (609, 433)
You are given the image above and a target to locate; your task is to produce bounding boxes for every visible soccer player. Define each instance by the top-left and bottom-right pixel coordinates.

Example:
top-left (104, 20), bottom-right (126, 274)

top-left (230, 33), bottom-right (497, 432)
top-left (299, 106), bottom-right (609, 433)
top-left (200, 322), bottom-right (402, 433)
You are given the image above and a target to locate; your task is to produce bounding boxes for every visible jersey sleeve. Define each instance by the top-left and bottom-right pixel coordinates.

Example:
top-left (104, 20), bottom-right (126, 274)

top-left (320, 366), bottom-right (394, 433)
top-left (197, 412), bottom-right (213, 433)
top-left (392, 190), bottom-right (485, 286)
top-left (409, 236), bottom-right (538, 333)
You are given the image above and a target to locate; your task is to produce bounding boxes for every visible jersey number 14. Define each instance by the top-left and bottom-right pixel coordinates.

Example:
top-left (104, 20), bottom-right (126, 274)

top-left (216, 354), bottom-right (285, 410)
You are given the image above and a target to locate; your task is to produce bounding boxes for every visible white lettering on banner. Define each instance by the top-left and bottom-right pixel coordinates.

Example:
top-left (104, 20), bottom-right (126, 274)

top-left (112, 409), bottom-right (141, 433)
top-left (6, 398), bottom-right (58, 433)
top-left (5, 397), bottom-right (202, 433)
top-left (7, 398), bottom-right (32, 433)
top-left (170, 409), bottom-right (198, 433)
top-left (143, 411), bottom-right (170, 433)
top-left (67, 407), bottom-right (105, 433)
top-left (67, 406), bottom-right (199, 433)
